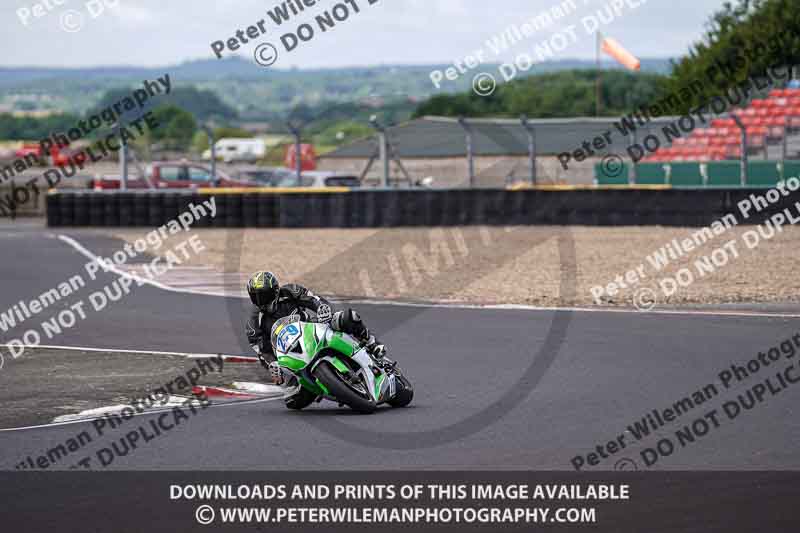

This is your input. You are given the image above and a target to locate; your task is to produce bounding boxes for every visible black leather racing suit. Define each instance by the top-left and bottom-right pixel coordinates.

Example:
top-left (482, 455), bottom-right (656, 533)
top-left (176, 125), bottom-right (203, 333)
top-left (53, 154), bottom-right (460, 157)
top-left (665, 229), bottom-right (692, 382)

top-left (245, 283), bottom-right (369, 362)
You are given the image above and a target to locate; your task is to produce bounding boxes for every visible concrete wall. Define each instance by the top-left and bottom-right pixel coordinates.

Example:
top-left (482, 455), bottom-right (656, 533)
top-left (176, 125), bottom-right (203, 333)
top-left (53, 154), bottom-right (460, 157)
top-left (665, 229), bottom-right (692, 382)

top-left (47, 188), bottom-right (787, 229)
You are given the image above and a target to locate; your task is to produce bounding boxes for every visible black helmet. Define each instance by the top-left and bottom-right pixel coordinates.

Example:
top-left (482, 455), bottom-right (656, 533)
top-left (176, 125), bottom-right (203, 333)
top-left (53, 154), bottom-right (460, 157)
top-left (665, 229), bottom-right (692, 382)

top-left (247, 271), bottom-right (280, 311)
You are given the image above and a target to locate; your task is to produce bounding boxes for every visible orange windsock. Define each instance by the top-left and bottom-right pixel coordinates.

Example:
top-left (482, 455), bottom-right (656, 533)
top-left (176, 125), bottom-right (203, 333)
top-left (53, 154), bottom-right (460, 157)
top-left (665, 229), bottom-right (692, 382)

top-left (601, 37), bottom-right (641, 71)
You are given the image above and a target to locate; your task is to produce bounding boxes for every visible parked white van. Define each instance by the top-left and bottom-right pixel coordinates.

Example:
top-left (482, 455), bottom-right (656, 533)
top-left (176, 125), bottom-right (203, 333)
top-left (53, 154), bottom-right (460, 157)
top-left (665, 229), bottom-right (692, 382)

top-left (202, 138), bottom-right (266, 163)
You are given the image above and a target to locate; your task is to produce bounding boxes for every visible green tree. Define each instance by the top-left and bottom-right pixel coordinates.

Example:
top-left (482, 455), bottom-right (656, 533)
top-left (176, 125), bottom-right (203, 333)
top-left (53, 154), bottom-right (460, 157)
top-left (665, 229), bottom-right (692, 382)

top-left (413, 69), bottom-right (667, 119)
top-left (150, 105), bottom-right (197, 150)
top-left (0, 113), bottom-right (80, 141)
top-left (663, 0), bottom-right (800, 114)
top-left (91, 86), bottom-right (237, 122)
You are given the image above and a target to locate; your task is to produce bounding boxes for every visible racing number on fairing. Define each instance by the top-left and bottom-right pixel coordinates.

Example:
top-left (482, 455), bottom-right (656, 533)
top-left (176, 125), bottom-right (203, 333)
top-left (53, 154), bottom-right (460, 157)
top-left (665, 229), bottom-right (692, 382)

top-left (276, 323), bottom-right (302, 353)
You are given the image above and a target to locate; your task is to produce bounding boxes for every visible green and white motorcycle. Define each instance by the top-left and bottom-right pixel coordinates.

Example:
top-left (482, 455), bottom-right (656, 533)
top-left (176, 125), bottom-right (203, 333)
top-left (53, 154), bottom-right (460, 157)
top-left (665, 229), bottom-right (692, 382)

top-left (270, 315), bottom-right (413, 414)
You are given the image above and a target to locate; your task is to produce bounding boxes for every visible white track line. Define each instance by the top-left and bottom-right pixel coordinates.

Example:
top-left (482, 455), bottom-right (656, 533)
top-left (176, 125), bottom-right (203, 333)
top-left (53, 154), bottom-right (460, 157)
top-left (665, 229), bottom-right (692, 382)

top-left (0, 396), bottom-right (283, 433)
top-left (57, 234), bottom-right (236, 299)
top-left (51, 396), bottom-right (192, 423)
top-left (56, 233), bottom-right (800, 319)
top-left (0, 343), bottom-right (231, 358)
top-left (340, 299), bottom-right (800, 319)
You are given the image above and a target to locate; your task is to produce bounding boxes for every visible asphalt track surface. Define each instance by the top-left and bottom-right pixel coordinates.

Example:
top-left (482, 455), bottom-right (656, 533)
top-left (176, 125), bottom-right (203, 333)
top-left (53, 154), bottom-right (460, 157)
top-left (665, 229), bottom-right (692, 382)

top-left (1, 223), bottom-right (799, 471)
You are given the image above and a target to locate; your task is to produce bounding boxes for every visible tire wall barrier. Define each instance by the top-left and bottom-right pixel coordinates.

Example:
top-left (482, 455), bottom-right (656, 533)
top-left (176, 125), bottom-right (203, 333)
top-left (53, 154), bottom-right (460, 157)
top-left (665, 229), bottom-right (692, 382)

top-left (44, 188), bottom-right (799, 228)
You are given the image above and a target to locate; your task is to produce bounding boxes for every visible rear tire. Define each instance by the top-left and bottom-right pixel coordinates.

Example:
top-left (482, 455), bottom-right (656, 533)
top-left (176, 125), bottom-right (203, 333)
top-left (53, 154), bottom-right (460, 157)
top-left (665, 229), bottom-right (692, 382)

top-left (314, 361), bottom-right (376, 414)
top-left (388, 374), bottom-right (414, 408)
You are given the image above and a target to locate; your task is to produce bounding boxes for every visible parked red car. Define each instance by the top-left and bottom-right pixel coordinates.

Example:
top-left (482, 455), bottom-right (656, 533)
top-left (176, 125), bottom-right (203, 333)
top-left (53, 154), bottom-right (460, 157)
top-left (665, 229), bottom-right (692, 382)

top-left (14, 143), bottom-right (43, 160)
top-left (92, 161), bottom-right (259, 190)
top-left (51, 146), bottom-right (88, 168)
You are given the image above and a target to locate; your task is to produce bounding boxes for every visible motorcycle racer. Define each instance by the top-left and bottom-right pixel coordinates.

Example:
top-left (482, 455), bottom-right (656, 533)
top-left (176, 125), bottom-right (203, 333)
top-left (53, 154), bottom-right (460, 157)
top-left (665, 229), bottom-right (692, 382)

top-left (245, 271), bottom-right (387, 394)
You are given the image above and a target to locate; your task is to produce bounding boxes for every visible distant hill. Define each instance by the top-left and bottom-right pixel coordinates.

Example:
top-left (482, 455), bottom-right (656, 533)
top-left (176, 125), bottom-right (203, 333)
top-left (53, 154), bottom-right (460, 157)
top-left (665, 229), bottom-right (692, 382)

top-left (0, 56), bottom-right (675, 85)
top-left (0, 57), bottom-right (675, 121)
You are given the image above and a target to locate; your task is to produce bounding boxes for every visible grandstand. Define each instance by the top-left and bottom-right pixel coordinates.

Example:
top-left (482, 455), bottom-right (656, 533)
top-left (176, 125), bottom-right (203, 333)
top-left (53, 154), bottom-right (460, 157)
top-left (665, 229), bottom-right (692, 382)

top-left (591, 86), bottom-right (800, 188)
top-left (642, 88), bottom-right (800, 163)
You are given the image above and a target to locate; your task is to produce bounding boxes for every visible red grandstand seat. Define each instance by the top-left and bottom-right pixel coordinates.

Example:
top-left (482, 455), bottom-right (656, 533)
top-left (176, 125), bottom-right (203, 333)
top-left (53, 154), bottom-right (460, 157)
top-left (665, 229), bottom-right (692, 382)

top-left (712, 118), bottom-right (736, 128)
top-left (726, 145), bottom-right (743, 158)
top-left (773, 97), bottom-right (789, 107)
top-left (710, 148), bottom-right (727, 160)
top-left (767, 106), bottom-right (787, 117)
top-left (769, 89), bottom-right (784, 98)
top-left (762, 116), bottom-right (784, 138)
top-left (746, 132), bottom-right (766, 147)
top-left (755, 108), bottom-right (770, 117)
top-left (787, 107), bottom-right (800, 128)
top-left (740, 108), bottom-right (757, 117)
top-left (751, 99), bottom-right (768, 108)
top-left (709, 136), bottom-right (726, 146)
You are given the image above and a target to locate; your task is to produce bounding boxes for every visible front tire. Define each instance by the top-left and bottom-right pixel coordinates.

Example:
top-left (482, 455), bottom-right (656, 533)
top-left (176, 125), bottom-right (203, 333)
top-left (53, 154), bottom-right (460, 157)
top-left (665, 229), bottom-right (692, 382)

top-left (314, 361), bottom-right (376, 414)
top-left (388, 374), bottom-right (414, 408)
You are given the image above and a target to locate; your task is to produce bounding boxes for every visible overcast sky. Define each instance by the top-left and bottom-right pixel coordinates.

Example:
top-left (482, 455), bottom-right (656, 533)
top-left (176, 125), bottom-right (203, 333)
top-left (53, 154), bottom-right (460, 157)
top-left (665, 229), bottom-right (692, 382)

top-left (2, 0), bottom-right (726, 68)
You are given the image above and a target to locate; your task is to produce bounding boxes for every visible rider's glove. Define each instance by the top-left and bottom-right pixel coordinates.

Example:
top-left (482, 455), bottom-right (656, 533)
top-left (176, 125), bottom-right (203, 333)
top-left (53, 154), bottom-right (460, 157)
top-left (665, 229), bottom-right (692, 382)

top-left (316, 304), bottom-right (332, 323)
top-left (252, 343), bottom-right (270, 370)
top-left (268, 361), bottom-right (285, 385)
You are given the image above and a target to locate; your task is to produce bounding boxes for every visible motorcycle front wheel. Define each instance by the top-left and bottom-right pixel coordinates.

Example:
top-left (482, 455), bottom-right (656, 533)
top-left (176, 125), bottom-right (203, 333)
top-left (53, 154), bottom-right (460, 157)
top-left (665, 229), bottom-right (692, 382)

top-left (314, 361), bottom-right (376, 414)
top-left (388, 374), bottom-right (414, 408)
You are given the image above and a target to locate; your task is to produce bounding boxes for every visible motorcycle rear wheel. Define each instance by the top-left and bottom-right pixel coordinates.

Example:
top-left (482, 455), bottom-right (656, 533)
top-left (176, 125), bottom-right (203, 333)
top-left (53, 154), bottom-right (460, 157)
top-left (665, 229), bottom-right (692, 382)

top-left (314, 361), bottom-right (376, 414)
